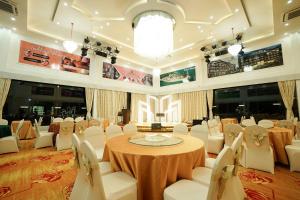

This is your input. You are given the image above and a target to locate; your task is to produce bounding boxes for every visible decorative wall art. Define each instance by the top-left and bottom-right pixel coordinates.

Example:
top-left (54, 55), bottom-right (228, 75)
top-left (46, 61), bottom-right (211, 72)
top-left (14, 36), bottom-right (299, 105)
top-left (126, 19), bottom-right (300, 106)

top-left (160, 66), bottom-right (196, 87)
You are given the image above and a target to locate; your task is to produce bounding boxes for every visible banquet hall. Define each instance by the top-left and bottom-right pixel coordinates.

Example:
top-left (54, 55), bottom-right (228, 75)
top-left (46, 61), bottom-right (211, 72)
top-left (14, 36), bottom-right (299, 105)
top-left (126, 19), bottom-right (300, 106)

top-left (0, 0), bottom-right (300, 199)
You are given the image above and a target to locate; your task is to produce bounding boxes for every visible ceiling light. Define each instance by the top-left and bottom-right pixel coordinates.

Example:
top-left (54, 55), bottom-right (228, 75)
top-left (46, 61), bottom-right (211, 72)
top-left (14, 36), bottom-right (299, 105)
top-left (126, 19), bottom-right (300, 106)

top-left (10, 17), bottom-right (16, 21)
top-left (94, 11), bottom-right (99, 15)
top-left (197, 25), bottom-right (201, 29)
top-left (284, 32), bottom-right (288, 36)
top-left (12, 27), bottom-right (16, 31)
top-left (100, 26), bottom-right (104, 29)
top-left (133, 10), bottom-right (175, 58)
top-left (106, 22), bottom-right (110, 26)
top-left (63, 23), bottom-right (78, 53)
top-left (153, 68), bottom-right (161, 76)
top-left (111, 56), bottom-right (117, 64)
top-left (63, 2), bottom-right (68, 6)
top-left (55, 40), bottom-right (58, 43)
top-left (234, 8), bottom-right (239, 13)
top-left (179, 38), bottom-right (183, 42)
top-left (56, 22), bottom-right (60, 25)
top-left (285, 23), bottom-right (289, 26)
top-left (200, 30), bottom-right (204, 33)
top-left (228, 28), bottom-right (242, 56)
top-left (287, 0), bottom-right (293, 4)
top-left (126, 37), bottom-right (130, 41)
top-left (209, 16), bottom-right (214, 20)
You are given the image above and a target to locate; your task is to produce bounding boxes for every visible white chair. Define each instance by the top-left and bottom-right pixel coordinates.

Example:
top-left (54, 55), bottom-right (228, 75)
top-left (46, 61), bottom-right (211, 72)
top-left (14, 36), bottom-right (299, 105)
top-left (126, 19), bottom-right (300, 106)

top-left (258, 120), bottom-right (274, 129)
top-left (285, 144), bottom-right (300, 172)
top-left (241, 119), bottom-right (256, 127)
top-left (224, 124), bottom-right (243, 147)
top-left (173, 124), bottom-right (188, 135)
top-left (88, 119), bottom-right (101, 127)
top-left (79, 141), bottom-right (137, 200)
top-left (64, 117), bottom-right (75, 122)
top-left (70, 135), bottom-right (112, 200)
top-left (53, 117), bottom-right (63, 123)
top-left (206, 132), bottom-right (244, 169)
top-left (75, 116), bottom-right (85, 123)
top-left (74, 120), bottom-right (89, 140)
top-left (204, 121), bottom-right (224, 154)
top-left (164, 147), bottom-right (245, 200)
top-left (0, 120), bottom-right (24, 154)
top-left (0, 119), bottom-right (8, 125)
top-left (191, 125), bottom-right (209, 150)
top-left (84, 126), bottom-right (106, 161)
top-left (106, 124), bottom-right (123, 140)
top-left (38, 117), bottom-right (43, 126)
top-left (56, 121), bottom-right (74, 151)
top-left (292, 122), bottom-right (300, 146)
top-left (123, 124), bottom-right (138, 134)
top-left (244, 125), bottom-right (274, 174)
top-left (34, 119), bottom-right (54, 149)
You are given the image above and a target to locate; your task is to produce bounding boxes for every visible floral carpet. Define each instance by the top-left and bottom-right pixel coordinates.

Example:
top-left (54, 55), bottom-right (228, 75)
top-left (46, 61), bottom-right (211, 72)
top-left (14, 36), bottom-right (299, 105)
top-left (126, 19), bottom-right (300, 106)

top-left (0, 140), bottom-right (300, 200)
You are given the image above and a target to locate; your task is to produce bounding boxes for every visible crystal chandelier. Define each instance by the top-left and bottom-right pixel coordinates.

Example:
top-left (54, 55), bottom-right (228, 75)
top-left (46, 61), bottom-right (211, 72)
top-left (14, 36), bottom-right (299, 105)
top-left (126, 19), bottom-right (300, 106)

top-left (228, 28), bottom-right (242, 56)
top-left (63, 23), bottom-right (78, 53)
top-left (133, 11), bottom-right (175, 58)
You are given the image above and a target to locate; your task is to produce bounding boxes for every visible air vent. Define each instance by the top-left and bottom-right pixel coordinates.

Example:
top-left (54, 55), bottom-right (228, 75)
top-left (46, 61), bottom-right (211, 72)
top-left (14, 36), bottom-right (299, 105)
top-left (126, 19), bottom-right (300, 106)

top-left (283, 7), bottom-right (300, 22)
top-left (0, 0), bottom-right (18, 15)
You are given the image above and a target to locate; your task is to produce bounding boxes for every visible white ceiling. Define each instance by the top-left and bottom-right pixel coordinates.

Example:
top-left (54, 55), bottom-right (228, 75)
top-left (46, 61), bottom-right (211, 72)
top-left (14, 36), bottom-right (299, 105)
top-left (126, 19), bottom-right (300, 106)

top-left (0, 0), bottom-right (300, 69)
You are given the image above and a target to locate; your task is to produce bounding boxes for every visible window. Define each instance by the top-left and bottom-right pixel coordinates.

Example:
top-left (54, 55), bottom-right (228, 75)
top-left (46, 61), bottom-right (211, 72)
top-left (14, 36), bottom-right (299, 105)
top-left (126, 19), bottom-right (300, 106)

top-left (3, 80), bottom-right (86, 125)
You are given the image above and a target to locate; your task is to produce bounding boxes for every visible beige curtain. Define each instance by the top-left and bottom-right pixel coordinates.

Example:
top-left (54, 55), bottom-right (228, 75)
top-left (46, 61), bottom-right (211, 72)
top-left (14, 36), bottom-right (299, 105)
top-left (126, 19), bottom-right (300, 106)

top-left (85, 88), bottom-right (95, 119)
top-left (96, 89), bottom-right (127, 124)
top-left (177, 90), bottom-right (207, 122)
top-left (278, 80), bottom-right (295, 120)
top-left (131, 93), bottom-right (147, 123)
top-left (0, 78), bottom-right (11, 119)
top-left (206, 90), bottom-right (213, 120)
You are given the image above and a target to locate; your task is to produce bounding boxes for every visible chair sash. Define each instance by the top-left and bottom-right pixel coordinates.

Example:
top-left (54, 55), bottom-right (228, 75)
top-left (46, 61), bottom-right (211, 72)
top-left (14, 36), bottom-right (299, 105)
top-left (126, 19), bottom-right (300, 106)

top-left (224, 124), bottom-right (243, 146)
top-left (59, 121), bottom-right (74, 135)
top-left (75, 121), bottom-right (88, 135)
top-left (244, 125), bottom-right (269, 149)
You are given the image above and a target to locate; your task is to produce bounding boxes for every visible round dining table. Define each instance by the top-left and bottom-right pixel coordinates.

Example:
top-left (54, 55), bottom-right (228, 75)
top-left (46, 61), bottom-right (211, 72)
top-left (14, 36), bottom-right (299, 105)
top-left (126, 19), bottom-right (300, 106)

top-left (102, 134), bottom-right (205, 200)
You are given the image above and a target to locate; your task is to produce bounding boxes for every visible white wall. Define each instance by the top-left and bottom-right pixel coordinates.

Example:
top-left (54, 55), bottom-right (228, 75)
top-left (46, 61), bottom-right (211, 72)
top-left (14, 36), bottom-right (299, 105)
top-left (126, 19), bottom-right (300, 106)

top-left (0, 28), bottom-right (156, 94)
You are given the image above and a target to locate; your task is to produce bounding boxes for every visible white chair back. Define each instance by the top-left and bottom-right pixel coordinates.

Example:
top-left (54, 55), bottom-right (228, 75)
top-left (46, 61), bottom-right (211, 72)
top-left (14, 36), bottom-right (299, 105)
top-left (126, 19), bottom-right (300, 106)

top-left (38, 117), bottom-right (43, 126)
top-left (75, 120), bottom-right (88, 135)
top-left (230, 132), bottom-right (244, 154)
top-left (258, 120), bottom-right (274, 129)
top-left (244, 125), bottom-right (270, 150)
top-left (224, 124), bottom-right (243, 146)
top-left (190, 125), bottom-right (209, 149)
top-left (84, 126), bottom-right (105, 149)
top-left (75, 117), bottom-right (85, 123)
top-left (72, 134), bottom-right (83, 169)
top-left (214, 116), bottom-right (221, 123)
top-left (293, 117), bottom-right (298, 125)
top-left (208, 119), bottom-right (221, 134)
top-left (15, 119), bottom-right (24, 136)
top-left (88, 119), bottom-right (101, 127)
top-left (207, 147), bottom-right (234, 200)
top-left (59, 121), bottom-right (74, 135)
top-left (34, 119), bottom-right (41, 138)
top-left (53, 117), bottom-right (63, 123)
top-left (64, 117), bottom-right (74, 122)
top-left (80, 141), bottom-right (106, 200)
top-left (173, 124), bottom-right (188, 135)
top-left (123, 124), bottom-right (138, 134)
top-left (241, 119), bottom-right (256, 127)
top-left (106, 124), bottom-right (123, 139)
top-left (0, 119), bottom-right (8, 125)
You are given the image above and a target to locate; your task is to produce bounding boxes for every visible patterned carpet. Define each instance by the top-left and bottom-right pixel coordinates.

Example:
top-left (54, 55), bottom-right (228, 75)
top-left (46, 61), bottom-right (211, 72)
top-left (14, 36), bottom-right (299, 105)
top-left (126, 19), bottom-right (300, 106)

top-left (0, 140), bottom-right (300, 200)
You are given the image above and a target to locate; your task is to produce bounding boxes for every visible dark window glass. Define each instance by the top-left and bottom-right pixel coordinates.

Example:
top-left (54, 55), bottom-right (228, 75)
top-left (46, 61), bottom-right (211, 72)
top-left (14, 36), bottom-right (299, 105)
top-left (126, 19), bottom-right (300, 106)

top-left (215, 89), bottom-right (240, 99)
top-left (3, 80), bottom-right (86, 125)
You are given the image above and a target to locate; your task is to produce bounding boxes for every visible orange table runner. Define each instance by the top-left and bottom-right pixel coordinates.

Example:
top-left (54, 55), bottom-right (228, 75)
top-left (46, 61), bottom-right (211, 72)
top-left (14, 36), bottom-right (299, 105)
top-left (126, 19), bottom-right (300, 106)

top-left (102, 134), bottom-right (205, 200)
top-left (11, 120), bottom-right (36, 139)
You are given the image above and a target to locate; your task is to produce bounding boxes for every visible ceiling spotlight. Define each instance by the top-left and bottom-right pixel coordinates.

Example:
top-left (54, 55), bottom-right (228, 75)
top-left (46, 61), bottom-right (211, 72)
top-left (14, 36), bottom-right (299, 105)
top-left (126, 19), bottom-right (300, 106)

top-left (200, 47), bottom-right (206, 51)
top-left (95, 50), bottom-right (107, 57)
top-left (81, 47), bottom-right (88, 56)
top-left (228, 28), bottom-right (242, 56)
top-left (106, 46), bottom-right (112, 52)
top-left (10, 17), bottom-right (16, 21)
top-left (106, 22), bottom-right (110, 26)
top-left (204, 55), bottom-right (210, 64)
top-left (96, 41), bottom-right (102, 46)
top-left (63, 2), bottom-right (68, 6)
top-left (12, 27), bottom-right (16, 31)
top-left (221, 41), bottom-right (227, 46)
top-left (111, 56), bottom-right (117, 64)
top-left (94, 11), bottom-right (99, 15)
top-left (287, 0), bottom-right (293, 4)
top-left (234, 8), bottom-right (239, 13)
top-left (114, 48), bottom-right (120, 54)
top-left (84, 37), bottom-right (90, 44)
top-left (209, 16), bottom-right (214, 20)
top-left (284, 23), bottom-right (289, 26)
top-left (212, 44), bottom-right (217, 49)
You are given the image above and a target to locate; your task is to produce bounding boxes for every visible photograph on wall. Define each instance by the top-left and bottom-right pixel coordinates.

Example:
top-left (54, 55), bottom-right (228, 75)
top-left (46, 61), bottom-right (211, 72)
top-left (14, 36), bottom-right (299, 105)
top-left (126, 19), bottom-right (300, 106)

top-left (160, 66), bottom-right (196, 87)
top-left (102, 62), bottom-right (153, 86)
top-left (19, 40), bottom-right (90, 75)
top-left (207, 56), bottom-right (241, 78)
top-left (207, 44), bottom-right (283, 78)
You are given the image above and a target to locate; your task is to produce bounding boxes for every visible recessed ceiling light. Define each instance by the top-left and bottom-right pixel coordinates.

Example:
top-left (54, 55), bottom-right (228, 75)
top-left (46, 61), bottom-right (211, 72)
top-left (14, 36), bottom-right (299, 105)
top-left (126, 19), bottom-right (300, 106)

top-left (189, 47), bottom-right (193, 50)
top-left (287, 0), bottom-right (293, 4)
top-left (243, 27), bottom-right (247, 31)
top-left (200, 30), bottom-right (204, 33)
top-left (63, 2), bottom-right (68, 6)
top-left (100, 26), bottom-right (103, 29)
top-left (126, 37), bottom-right (130, 41)
top-left (209, 16), bottom-right (214, 20)
top-left (119, 45), bottom-right (123, 49)
top-left (284, 32), bottom-right (288, 36)
top-left (55, 40), bottom-right (58, 43)
top-left (106, 22), bottom-right (110, 26)
top-left (12, 27), bottom-right (16, 31)
top-left (207, 36), bottom-right (213, 39)
top-left (94, 11), bottom-right (99, 15)
top-left (234, 8), bottom-right (239, 13)
top-left (285, 23), bottom-right (289, 26)
top-left (10, 17), bottom-right (16, 21)
top-left (56, 22), bottom-right (60, 25)
top-left (179, 38), bottom-right (183, 42)
top-left (92, 35), bottom-right (96, 38)
top-left (197, 25), bottom-right (201, 29)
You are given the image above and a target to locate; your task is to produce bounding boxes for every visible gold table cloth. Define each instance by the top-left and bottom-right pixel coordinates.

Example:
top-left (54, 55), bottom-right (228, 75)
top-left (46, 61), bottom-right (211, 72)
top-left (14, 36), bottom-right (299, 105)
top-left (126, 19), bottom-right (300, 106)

top-left (102, 134), bottom-right (205, 200)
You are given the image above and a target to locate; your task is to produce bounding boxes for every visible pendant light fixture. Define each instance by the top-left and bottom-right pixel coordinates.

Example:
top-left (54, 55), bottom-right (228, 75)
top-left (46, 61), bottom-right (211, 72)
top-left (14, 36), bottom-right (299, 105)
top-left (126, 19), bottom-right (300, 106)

top-left (63, 22), bottom-right (78, 53)
top-left (228, 28), bottom-right (242, 56)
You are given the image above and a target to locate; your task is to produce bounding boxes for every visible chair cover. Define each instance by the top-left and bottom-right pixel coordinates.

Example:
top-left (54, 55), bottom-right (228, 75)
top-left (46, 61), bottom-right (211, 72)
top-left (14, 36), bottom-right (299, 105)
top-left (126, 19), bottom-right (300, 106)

top-left (224, 124), bottom-right (243, 146)
top-left (123, 124), bottom-right (138, 134)
top-left (0, 119), bottom-right (8, 125)
top-left (56, 121), bottom-right (74, 151)
top-left (258, 120), bottom-right (274, 129)
top-left (106, 125), bottom-right (123, 140)
top-left (173, 124), bottom-right (188, 135)
top-left (191, 125), bottom-right (209, 150)
top-left (53, 117), bottom-right (63, 123)
top-left (75, 120), bottom-right (88, 135)
top-left (34, 119), bottom-right (54, 149)
top-left (64, 117), bottom-right (74, 122)
top-left (241, 119), bottom-right (256, 127)
top-left (75, 116), bottom-right (85, 123)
